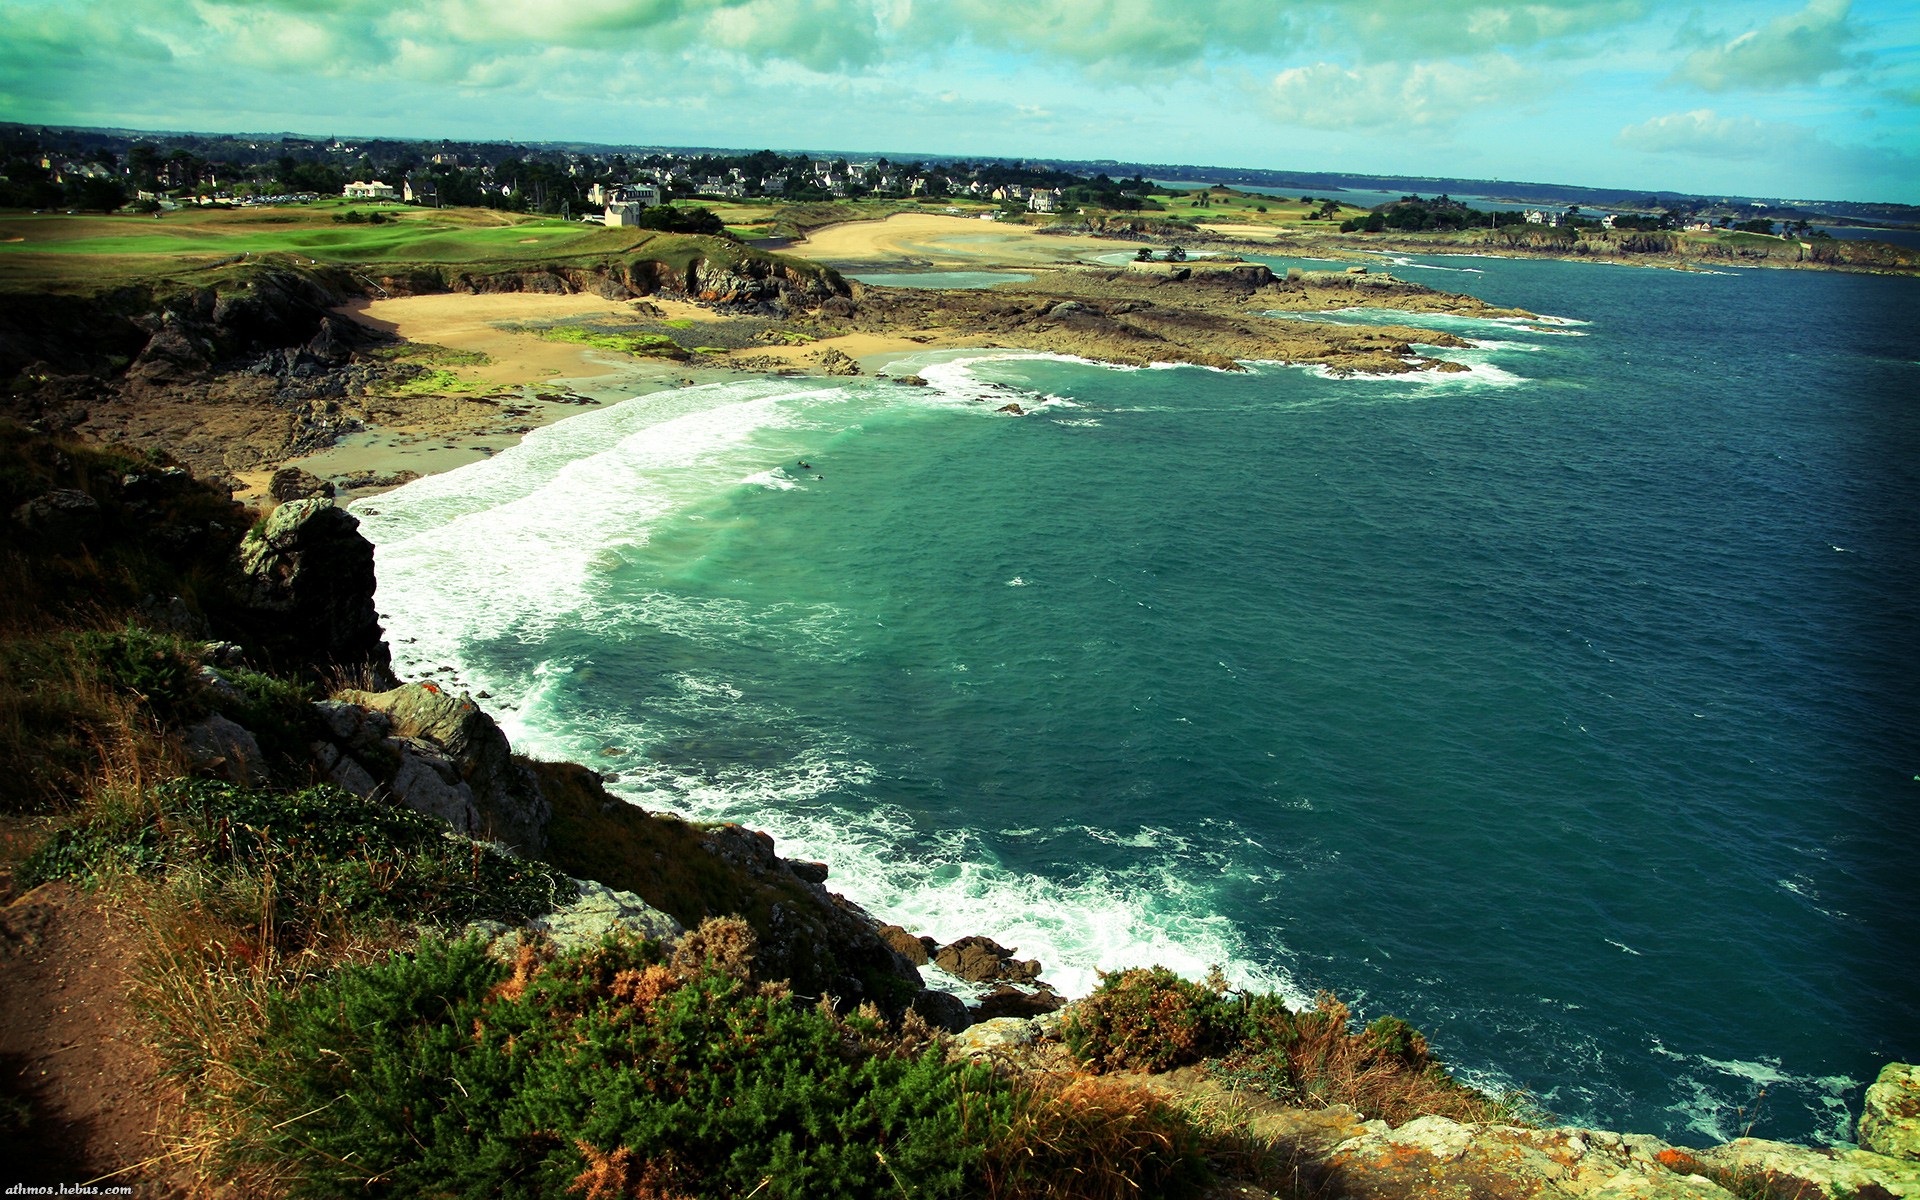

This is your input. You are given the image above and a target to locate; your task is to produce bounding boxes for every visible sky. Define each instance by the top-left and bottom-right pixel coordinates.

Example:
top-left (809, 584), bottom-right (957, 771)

top-left (2, 0), bottom-right (1917, 204)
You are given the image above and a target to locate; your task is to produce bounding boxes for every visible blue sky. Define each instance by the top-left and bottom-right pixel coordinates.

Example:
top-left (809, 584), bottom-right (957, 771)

top-left (3, 0), bottom-right (1916, 203)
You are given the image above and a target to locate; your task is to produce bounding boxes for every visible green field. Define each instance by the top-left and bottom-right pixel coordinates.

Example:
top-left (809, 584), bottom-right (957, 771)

top-left (1156, 187), bottom-right (1368, 227)
top-left (0, 200), bottom-right (663, 292)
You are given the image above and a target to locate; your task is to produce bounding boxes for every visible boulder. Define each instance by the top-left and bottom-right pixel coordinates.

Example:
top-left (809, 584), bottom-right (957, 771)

top-left (179, 713), bottom-right (268, 786)
top-left (236, 498), bottom-right (393, 683)
top-left (972, 984), bottom-right (1066, 1020)
top-left (878, 924), bottom-right (934, 966)
top-left (268, 466), bottom-right (335, 502)
top-left (332, 683), bottom-right (551, 854)
top-left (933, 935), bottom-right (1043, 985)
top-left (1861, 1063), bottom-right (1920, 1161)
top-left (951, 1017), bottom-right (1039, 1058)
top-left (811, 347), bottom-right (862, 376)
top-left (530, 878), bottom-right (683, 953)
top-left (10, 488), bottom-right (102, 543)
top-left (910, 989), bottom-right (971, 1035)
top-left (138, 594), bottom-right (213, 639)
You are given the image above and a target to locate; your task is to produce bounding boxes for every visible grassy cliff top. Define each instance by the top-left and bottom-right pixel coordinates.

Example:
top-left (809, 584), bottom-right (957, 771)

top-left (0, 200), bottom-right (826, 296)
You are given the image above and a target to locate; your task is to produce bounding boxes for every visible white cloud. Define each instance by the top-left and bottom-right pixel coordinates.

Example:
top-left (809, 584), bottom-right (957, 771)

top-left (1263, 56), bottom-right (1538, 130)
top-left (1670, 0), bottom-right (1860, 92)
top-left (1613, 108), bottom-right (1808, 158)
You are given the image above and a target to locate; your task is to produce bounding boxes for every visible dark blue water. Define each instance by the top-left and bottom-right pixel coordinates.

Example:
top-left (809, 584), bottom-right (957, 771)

top-left (355, 254), bottom-right (1920, 1146)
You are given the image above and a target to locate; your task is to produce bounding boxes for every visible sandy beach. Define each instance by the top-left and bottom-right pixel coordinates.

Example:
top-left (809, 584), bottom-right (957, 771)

top-left (257, 279), bottom-right (955, 503)
top-left (250, 213), bottom-right (1484, 504)
top-left (793, 212), bottom-right (1123, 269)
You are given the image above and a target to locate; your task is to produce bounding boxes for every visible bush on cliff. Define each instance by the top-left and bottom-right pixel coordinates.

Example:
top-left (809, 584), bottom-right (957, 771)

top-left (225, 924), bottom-right (1209, 1200)
top-left (1066, 967), bottom-right (1521, 1127)
top-left (24, 778), bottom-right (575, 944)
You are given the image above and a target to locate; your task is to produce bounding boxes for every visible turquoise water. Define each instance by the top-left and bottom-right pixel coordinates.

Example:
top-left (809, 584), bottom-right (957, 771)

top-left (353, 254), bottom-right (1919, 1146)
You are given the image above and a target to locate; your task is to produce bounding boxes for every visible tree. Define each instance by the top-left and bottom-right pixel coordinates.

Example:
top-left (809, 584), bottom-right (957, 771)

top-left (1134, 247), bottom-right (1153, 261)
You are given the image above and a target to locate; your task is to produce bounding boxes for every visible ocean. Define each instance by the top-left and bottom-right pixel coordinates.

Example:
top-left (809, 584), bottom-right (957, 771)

top-left (350, 251), bottom-right (1920, 1147)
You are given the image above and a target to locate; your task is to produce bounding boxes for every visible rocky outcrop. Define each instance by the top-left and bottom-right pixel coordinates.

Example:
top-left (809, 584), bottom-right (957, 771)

top-left (1322, 1116), bottom-right (1733, 1199)
top-left (468, 878), bottom-right (686, 954)
top-left (179, 714), bottom-right (268, 787)
top-left (697, 821), bottom-right (925, 1007)
top-left (1693, 1137), bottom-right (1920, 1198)
top-left (9, 488), bottom-right (103, 544)
top-left (316, 683), bottom-right (550, 855)
top-left (268, 466), bottom-right (334, 502)
top-left (1862, 1063), bottom-right (1920, 1161)
top-left (235, 498), bottom-right (393, 683)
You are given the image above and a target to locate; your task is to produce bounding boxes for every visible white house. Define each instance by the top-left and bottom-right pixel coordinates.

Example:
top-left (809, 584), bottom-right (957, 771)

top-left (343, 180), bottom-right (397, 200)
top-left (605, 202), bottom-right (648, 227)
top-left (1029, 188), bottom-right (1061, 213)
top-left (1600, 214), bottom-right (1618, 229)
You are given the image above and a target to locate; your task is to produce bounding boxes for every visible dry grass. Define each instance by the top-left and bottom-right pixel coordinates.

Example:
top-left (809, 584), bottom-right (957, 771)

top-left (972, 1071), bottom-right (1210, 1200)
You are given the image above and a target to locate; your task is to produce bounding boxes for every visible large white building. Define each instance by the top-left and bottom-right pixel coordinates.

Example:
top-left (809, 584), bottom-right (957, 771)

top-left (342, 180), bottom-right (397, 200)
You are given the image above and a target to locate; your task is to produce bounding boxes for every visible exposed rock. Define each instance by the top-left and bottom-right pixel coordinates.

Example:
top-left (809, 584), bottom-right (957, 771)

top-left (972, 984), bottom-right (1066, 1020)
top-left (10, 488), bottom-right (102, 543)
top-left (1326, 1117), bottom-right (1740, 1199)
top-left (910, 989), bottom-right (972, 1034)
top-left (685, 820), bottom-right (924, 1009)
top-left (934, 935), bottom-right (1028, 983)
top-left (178, 714), bottom-right (267, 786)
top-left (812, 347), bottom-right (862, 376)
top-left (878, 924), bottom-right (934, 966)
top-left (386, 749), bottom-right (484, 832)
top-left (236, 498), bottom-right (393, 683)
top-left (789, 860), bottom-right (830, 885)
top-left (331, 683), bottom-right (551, 854)
top-left (138, 594), bottom-right (212, 639)
top-left (529, 878), bottom-right (683, 953)
top-left (267, 466), bottom-right (335, 502)
top-left (1862, 1063), bottom-right (1920, 1161)
top-left (951, 1017), bottom-right (1040, 1058)
top-left (1695, 1137), bottom-right (1920, 1198)
top-left (996, 402), bottom-right (1026, 415)
top-left (932, 933), bottom-right (1069, 1016)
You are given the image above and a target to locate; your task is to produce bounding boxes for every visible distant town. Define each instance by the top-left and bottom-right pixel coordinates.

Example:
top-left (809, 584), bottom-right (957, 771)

top-left (3, 122), bottom-right (1915, 237)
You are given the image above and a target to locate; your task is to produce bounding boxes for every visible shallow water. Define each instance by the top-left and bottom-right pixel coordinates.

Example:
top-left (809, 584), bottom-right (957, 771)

top-left (354, 253), bottom-right (1920, 1146)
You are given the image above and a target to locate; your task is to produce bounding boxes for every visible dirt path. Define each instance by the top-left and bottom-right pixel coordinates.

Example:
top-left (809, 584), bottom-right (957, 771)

top-left (0, 871), bottom-right (191, 1195)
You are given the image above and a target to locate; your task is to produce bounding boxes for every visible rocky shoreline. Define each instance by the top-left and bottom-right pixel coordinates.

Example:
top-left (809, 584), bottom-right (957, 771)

top-left (8, 245), bottom-right (1916, 1196)
top-left (0, 251), bottom-right (1529, 493)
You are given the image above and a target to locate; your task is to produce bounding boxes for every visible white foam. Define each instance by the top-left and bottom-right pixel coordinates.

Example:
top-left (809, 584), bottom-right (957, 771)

top-left (745, 467), bottom-right (803, 490)
top-left (1650, 1041), bottom-right (1861, 1145)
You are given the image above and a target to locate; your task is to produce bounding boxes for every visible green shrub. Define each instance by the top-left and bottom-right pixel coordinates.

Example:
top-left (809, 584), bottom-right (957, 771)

top-left (1066, 970), bottom-right (1519, 1127)
top-left (233, 931), bottom-right (992, 1199)
top-left (74, 624), bottom-right (206, 722)
top-left (22, 779), bottom-right (574, 941)
top-left (1063, 966), bottom-right (1240, 1072)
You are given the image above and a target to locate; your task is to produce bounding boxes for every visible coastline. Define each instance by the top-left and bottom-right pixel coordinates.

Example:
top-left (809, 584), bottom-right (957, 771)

top-left (233, 223), bottom-right (1533, 505)
top-left (247, 288), bottom-right (974, 505)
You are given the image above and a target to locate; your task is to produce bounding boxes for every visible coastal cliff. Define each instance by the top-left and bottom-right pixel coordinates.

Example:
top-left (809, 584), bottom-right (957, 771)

top-left (4, 422), bottom-right (1918, 1198)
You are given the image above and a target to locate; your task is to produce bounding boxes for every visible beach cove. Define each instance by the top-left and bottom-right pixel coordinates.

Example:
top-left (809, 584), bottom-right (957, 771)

top-left (344, 245), bottom-right (1919, 1147)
